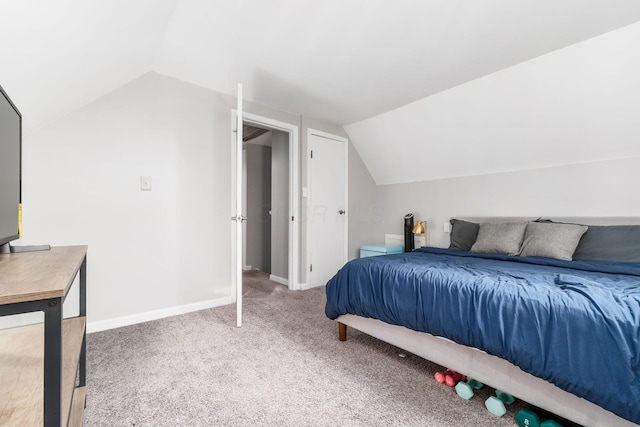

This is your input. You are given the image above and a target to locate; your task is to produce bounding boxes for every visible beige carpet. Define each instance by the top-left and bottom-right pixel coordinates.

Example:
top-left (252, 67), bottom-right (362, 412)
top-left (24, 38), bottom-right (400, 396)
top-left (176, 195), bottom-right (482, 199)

top-left (85, 270), bottom-right (553, 426)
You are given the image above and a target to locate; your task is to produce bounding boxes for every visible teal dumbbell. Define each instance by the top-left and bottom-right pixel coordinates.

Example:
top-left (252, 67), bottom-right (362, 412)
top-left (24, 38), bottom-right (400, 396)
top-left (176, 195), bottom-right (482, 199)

top-left (516, 408), bottom-right (563, 427)
top-left (516, 408), bottom-right (541, 427)
top-left (485, 390), bottom-right (515, 417)
top-left (455, 378), bottom-right (484, 400)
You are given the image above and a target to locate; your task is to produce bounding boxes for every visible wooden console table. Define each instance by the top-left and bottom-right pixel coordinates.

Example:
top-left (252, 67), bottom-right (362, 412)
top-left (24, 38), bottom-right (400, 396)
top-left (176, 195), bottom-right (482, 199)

top-left (0, 246), bottom-right (88, 426)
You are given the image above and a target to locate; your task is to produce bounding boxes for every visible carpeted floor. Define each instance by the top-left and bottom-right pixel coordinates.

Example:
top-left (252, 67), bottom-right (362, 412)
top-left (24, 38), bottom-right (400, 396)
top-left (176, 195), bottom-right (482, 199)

top-left (85, 271), bottom-right (530, 426)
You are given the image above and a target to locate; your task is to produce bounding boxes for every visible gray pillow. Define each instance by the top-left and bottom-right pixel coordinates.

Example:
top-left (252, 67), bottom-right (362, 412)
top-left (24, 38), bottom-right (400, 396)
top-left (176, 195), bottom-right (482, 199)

top-left (470, 222), bottom-right (528, 256)
top-left (573, 225), bottom-right (640, 263)
top-left (519, 222), bottom-right (588, 261)
top-left (449, 219), bottom-right (479, 251)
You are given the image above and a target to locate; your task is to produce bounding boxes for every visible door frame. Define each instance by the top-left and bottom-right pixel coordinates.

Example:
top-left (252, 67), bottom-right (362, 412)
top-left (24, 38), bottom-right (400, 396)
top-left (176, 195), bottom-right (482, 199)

top-left (231, 110), bottom-right (300, 292)
top-left (305, 128), bottom-right (349, 289)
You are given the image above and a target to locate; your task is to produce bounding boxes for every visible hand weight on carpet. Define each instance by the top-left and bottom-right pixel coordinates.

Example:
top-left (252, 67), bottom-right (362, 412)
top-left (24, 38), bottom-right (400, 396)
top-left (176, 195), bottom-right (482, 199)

top-left (485, 390), bottom-right (515, 417)
top-left (515, 408), bottom-right (564, 427)
top-left (455, 378), bottom-right (484, 400)
top-left (434, 369), bottom-right (466, 387)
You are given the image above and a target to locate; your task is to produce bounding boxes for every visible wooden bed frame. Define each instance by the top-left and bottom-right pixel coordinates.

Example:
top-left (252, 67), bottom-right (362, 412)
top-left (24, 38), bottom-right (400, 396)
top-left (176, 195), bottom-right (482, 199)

top-left (334, 217), bottom-right (640, 427)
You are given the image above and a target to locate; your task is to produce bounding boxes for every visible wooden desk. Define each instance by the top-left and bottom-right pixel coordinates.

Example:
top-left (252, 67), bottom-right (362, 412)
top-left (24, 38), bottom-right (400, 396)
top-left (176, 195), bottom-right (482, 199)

top-left (0, 246), bottom-right (88, 427)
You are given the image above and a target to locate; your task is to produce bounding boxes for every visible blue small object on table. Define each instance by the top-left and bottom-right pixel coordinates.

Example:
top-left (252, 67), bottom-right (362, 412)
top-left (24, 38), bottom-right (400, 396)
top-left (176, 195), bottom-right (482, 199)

top-left (360, 244), bottom-right (404, 258)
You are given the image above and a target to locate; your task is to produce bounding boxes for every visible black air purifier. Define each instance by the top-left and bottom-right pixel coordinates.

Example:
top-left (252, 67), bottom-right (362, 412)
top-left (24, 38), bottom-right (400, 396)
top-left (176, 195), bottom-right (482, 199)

top-left (404, 213), bottom-right (414, 252)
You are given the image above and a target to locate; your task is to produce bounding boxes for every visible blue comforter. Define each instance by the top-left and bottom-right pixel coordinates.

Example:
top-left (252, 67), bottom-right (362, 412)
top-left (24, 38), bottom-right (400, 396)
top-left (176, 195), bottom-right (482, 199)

top-left (325, 248), bottom-right (640, 424)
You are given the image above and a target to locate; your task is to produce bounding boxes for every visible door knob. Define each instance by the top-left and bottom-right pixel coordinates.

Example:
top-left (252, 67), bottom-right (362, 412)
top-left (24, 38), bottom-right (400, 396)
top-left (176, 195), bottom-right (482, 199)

top-left (338, 210), bottom-right (346, 215)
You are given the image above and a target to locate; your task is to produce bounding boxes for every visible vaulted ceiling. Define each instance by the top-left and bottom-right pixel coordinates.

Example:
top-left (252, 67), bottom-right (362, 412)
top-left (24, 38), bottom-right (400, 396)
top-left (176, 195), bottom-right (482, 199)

top-left (3, 0), bottom-right (640, 129)
top-left (2, 1), bottom-right (640, 183)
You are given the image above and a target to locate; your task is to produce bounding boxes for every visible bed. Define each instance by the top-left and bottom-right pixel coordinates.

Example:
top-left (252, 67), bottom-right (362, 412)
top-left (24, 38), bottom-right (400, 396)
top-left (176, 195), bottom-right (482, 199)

top-left (325, 218), bottom-right (640, 427)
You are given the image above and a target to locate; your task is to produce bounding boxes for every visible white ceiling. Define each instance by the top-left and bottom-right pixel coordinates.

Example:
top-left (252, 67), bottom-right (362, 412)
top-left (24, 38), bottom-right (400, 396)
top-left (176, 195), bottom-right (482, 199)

top-left (154, 0), bottom-right (640, 126)
top-left (0, 0), bottom-right (178, 129)
top-left (3, 0), bottom-right (640, 131)
top-left (346, 21), bottom-right (640, 184)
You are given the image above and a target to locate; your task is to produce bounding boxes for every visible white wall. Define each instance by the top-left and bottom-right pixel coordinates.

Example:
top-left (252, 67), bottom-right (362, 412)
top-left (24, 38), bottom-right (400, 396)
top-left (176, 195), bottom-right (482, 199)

top-left (21, 72), bottom-right (235, 326)
top-left (245, 144), bottom-right (271, 272)
top-left (375, 157), bottom-right (640, 248)
top-left (270, 130), bottom-right (289, 280)
top-left (342, 23), bottom-right (640, 253)
top-left (347, 141), bottom-right (381, 259)
top-left (346, 21), bottom-right (640, 185)
top-left (14, 71), bottom-right (376, 328)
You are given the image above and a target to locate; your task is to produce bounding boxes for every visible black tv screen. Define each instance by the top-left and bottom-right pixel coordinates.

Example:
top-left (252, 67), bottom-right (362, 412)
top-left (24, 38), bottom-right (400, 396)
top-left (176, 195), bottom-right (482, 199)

top-left (0, 84), bottom-right (21, 246)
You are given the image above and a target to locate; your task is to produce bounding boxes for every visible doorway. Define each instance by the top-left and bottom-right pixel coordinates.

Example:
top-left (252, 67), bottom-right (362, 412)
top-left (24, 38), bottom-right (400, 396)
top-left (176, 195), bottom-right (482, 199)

top-left (242, 126), bottom-right (290, 286)
top-left (231, 111), bottom-right (300, 299)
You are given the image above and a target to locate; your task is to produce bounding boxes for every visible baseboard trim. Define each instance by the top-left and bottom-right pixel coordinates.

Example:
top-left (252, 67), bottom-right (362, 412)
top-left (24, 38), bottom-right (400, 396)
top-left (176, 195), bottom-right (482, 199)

top-left (87, 295), bottom-right (235, 333)
top-left (301, 282), bottom-right (325, 291)
top-left (269, 274), bottom-right (289, 286)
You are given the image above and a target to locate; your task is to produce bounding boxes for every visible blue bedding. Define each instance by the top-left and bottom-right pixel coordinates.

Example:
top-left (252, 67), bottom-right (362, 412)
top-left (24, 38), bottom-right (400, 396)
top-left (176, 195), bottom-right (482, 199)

top-left (325, 248), bottom-right (640, 424)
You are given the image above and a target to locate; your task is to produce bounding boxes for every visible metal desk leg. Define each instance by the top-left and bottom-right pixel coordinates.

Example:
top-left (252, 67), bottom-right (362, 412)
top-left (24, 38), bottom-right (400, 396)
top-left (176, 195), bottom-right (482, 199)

top-left (79, 256), bottom-right (87, 387)
top-left (43, 297), bottom-right (63, 427)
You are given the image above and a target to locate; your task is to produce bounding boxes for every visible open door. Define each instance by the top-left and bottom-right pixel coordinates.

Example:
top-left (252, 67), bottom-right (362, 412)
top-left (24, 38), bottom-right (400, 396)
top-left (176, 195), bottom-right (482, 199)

top-left (232, 84), bottom-right (244, 327)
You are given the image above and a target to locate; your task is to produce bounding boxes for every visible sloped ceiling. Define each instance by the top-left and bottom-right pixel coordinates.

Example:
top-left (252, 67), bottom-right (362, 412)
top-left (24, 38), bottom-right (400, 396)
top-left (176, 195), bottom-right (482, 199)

top-left (346, 21), bottom-right (640, 185)
top-left (0, 0), bottom-right (179, 129)
top-left (2, 1), bottom-right (640, 183)
top-left (153, 0), bottom-right (640, 126)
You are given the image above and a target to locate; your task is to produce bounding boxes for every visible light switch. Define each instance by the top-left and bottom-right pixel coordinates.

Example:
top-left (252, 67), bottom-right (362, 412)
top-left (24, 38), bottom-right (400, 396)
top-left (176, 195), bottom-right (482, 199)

top-left (443, 222), bottom-right (451, 233)
top-left (140, 176), bottom-right (152, 191)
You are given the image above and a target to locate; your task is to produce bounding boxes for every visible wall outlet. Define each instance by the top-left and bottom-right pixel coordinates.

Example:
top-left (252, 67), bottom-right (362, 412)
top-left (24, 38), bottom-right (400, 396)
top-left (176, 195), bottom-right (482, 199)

top-left (140, 176), bottom-right (152, 191)
top-left (443, 222), bottom-right (451, 233)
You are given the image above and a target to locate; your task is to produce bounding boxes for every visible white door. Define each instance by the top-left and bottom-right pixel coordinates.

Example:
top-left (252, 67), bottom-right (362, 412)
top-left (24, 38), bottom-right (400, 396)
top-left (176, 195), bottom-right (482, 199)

top-left (232, 84), bottom-right (244, 327)
top-left (308, 130), bottom-right (348, 288)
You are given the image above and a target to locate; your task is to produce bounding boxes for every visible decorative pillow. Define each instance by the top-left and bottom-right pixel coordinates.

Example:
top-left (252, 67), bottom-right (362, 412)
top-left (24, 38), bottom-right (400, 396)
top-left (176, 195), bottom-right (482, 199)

top-left (573, 225), bottom-right (640, 263)
top-left (519, 222), bottom-right (588, 261)
top-left (449, 219), bottom-right (479, 251)
top-left (470, 222), bottom-right (528, 256)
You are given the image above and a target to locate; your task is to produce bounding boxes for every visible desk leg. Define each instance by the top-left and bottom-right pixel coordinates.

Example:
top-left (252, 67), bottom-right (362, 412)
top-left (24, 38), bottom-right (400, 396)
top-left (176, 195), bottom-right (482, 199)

top-left (43, 297), bottom-right (63, 427)
top-left (79, 255), bottom-right (87, 387)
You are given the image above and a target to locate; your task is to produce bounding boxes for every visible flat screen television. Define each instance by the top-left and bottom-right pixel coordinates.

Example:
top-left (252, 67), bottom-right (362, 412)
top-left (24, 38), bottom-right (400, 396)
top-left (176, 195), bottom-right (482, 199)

top-left (0, 84), bottom-right (22, 246)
